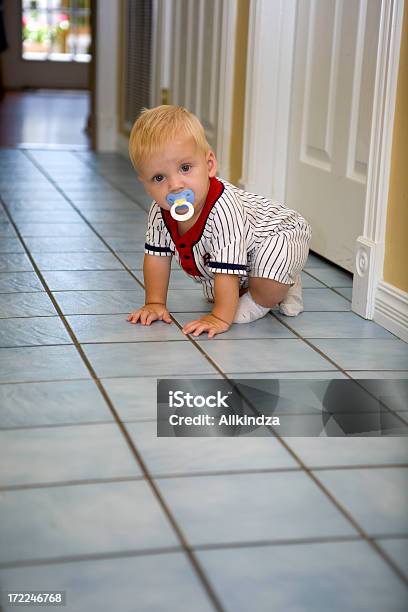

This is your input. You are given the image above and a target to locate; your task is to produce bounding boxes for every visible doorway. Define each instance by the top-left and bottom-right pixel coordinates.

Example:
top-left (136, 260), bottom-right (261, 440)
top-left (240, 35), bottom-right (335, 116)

top-left (0, 0), bottom-right (94, 148)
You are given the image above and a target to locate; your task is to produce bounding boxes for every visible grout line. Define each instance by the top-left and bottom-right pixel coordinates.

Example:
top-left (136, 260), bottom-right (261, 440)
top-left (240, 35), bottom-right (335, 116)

top-left (0, 476), bottom-right (145, 493)
top-left (0, 531), bottom-right (386, 571)
top-left (0, 546), bottom-right (184, 571)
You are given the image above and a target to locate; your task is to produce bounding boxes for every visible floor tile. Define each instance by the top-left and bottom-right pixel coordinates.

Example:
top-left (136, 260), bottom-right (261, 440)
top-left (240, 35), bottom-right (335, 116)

top-left (0, 380), bottom-right (113, 428)
top-left (155, 471), bottom-right (356, 546)
top-left (82, 210), bottom-right (147, 223)
top-left (104, 237), bottom-right (148, 251)
top-left (305, 267), bottom-right (353, 287)
top-left (0, 423), bottom-right (141, 486)
top-left (230, 371), bottom-right (347, 379)
top-left (31, 252), bottom-right (124, 271)
top-left (348, 371), bottom-right (408, 379)
top-left (63, 187), bottom-right (119, 196)
top-left (285, 438), bottom-right (408, 467)
top-left (167, 291), bottom-right (212, 313)
top-left (311, 339), bottom-right (408, 370)
top-left (10, 211), bottom-right (84, 223)
top-left (69, 195), bottom-right (136, 206)
top-left (335, 287), bottom-right (353, 301)
top-left (0, 293), bottom-right (56, 318)
top-left (197, 540), bottom-right (408, 612)
top-left (305, 252), bottom-right (336, 269)
top-left (102, 375), bottom-right (221, 422)
top-left (5, 199), bottom-right (71, 210)
top-left (92, 223), bottom-right (147, 240)
top-left (316, 468), bottom-right (408, 536)
top-left (0, 254), bottom-right (33, 272)
top-left (83, 342), bottom-right (218, 378)
top-left (199, 339), bottom-right (335, 373)
top-left (167, 270), bottom-right (203, 290)
top-left (127, 421), bottom-right (297, 476)
top-left (102, 377), bottom-right (159, 421)
top-left (0, 480), bottom-right (179, 564)
top-left (17, 223), bottom-right (95, 238)
top-left (274, 311), bottom-right (393, 338)
top-left (119, 252), bottom-right (145, 268)
top-left (43, 270), bottom-right (139, 291)
top-left (0, 552), bottom-right (214, 612)
top-left (53, 290), bottom-right (144, 315)
top-left (344, 378), bottom-right (408, 414)
top-left (24, 237), bottom-right (108, 252)
top-left (302, 288), bottom-right (351, 311)
top-left (0, 272), bottom-right (43, 293)
top-left (300, 271), bottom-right (325, 288)
top-left (68, 314), bottom-right (185, 343)
top-left (0, 238), bottom-right (24, 253)
top-left (0, 317), bottom-right (71, 348)
top-left (376, 538), bottom-right (408, 580)
top-left (175, 312), bottom-right (296, 340)
top-left (0, 346), bottom-right (90, 383)
top-left (0, 223), bottom-right (16, 237)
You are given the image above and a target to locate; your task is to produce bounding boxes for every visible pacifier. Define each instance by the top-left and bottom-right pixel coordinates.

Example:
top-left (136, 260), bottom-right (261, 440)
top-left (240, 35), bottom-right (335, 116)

top-left (166, 189), bottom-right (195, 221)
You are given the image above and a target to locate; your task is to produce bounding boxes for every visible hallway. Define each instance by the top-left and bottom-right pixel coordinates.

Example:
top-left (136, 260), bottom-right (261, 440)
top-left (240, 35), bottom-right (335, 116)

top-left (0, 148), bottom-right (407, 611)
top-left (0, 90), bottom-right (90, 148)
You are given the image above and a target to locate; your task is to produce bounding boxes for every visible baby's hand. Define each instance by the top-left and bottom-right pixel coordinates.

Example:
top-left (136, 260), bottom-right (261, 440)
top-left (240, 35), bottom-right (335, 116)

top-left (182, 314), bottom-right (230, 339)
top-left (127, 303), bottom-right (172, 325)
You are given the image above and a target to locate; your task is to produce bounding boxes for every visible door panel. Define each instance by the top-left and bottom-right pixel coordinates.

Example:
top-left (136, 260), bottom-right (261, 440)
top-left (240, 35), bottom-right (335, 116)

top-left (286, 0), bottom-right (381, 271)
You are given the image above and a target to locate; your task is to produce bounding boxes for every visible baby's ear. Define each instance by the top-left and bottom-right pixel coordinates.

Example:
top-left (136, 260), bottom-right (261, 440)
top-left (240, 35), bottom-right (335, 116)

top-left (207, 150), bottom-right (218, 177)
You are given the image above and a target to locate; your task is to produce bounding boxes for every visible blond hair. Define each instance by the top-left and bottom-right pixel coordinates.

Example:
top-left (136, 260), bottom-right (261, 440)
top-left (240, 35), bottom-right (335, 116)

top-left (129, 105), bottom-right (211, 171)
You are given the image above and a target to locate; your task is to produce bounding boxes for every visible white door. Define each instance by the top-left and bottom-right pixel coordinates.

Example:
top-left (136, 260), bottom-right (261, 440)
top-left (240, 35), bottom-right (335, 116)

top-left (151, 0), bottom-right (236, 178)
top-left (286, 0), bottom-right (381, 272)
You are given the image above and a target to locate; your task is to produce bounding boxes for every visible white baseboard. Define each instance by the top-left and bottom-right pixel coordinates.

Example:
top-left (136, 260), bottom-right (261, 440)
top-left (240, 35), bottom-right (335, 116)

top-left (374, 281), bottom-right (408, 342)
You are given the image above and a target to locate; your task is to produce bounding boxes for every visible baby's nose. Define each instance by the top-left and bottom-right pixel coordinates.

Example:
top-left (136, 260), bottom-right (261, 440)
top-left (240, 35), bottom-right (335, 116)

top-left (168, 177), bottom-right (183, 193)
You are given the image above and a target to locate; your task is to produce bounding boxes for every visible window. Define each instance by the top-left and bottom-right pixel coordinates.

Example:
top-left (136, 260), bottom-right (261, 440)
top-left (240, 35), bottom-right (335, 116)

top-left (22, 0), bottom-right (92, 62)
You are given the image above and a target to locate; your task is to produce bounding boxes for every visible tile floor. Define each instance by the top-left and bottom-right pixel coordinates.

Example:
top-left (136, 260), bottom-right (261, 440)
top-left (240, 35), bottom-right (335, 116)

top-left (0, 148), bottom-right (407, 611)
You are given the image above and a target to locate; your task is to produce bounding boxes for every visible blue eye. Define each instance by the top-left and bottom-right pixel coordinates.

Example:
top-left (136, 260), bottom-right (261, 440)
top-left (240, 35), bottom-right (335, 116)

top-left (180, 164), bottom-right (191, 173)
top-left (153, 175), bottom-right (164, 183)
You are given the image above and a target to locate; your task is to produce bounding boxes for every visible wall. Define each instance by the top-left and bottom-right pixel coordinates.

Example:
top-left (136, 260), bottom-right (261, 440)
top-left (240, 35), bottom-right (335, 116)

top-left (383, 1), bottom-right (408, 292)
top-left (229, 0), bottom-right (249, 186)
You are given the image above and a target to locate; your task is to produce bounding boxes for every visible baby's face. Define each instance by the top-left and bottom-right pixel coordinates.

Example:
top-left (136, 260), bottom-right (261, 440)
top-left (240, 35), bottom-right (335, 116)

top-left (137, 135), bottom-right (217, 214)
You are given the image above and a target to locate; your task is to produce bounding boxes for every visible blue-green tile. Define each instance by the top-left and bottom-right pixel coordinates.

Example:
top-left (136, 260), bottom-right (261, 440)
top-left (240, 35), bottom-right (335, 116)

top-left (156, 471), bottom-right (356, 546)
top-left (197, 540), bottom-right (408, 612)
top-left (316, 468), bottom-right (408, 536)
top-left (0, 553), bottom-right (214, 612)
top-left (0, 346), bottom-right (90, 383)
top-left (0, 293), bottom-right (56, 318)
top-left (0, 423), bottom-right (141, 486)
top-left (0, 317), bottom-right (71, 347)
top-left (0, 380), bottom-right (112, 427)
top-left (0, 481), bottom-right (179, 564)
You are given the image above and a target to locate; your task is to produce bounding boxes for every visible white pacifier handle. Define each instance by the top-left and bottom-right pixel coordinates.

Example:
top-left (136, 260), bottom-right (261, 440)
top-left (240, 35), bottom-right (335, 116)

top-left (170, 199), bottom-right (194, 221)
top-left (167, 189), bottom-right (195, 222)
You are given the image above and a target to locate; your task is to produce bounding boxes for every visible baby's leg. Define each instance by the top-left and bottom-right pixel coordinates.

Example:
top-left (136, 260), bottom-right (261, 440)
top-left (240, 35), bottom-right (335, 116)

top-left (248, 277), bottom-right (290, 308)
top-left (234, 278), bottom-right (290, 324)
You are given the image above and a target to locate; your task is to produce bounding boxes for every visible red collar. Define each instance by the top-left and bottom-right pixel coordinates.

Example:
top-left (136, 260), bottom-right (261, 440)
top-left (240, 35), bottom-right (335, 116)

top-left (162, 176), bottom-right (224, 276)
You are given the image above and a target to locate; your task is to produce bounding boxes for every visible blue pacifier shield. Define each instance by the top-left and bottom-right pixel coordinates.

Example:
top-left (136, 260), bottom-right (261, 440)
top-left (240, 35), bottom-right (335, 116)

top-left (166, 189), bottom-right (195, 221)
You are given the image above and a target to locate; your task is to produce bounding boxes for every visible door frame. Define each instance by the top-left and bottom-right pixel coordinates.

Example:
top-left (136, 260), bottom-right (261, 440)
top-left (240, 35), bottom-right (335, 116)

top-left (240, 0), bottom-right (405, 322)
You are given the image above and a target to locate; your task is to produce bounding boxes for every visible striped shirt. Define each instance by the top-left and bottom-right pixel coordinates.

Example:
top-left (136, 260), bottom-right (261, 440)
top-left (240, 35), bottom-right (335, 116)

top-left (145, 176), bottom-right (311, 300)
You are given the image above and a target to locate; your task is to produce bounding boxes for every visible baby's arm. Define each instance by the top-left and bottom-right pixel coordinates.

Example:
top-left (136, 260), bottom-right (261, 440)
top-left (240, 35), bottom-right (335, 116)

top-left (127, 254), bottom-right (172, 325)
top-left (182, 273), bottom-right (240, 338)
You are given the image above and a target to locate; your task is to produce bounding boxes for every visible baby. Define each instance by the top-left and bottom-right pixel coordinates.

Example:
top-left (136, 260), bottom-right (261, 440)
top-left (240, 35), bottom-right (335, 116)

top-left (127, 105), bottom-right (311, 338)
